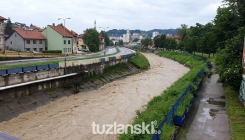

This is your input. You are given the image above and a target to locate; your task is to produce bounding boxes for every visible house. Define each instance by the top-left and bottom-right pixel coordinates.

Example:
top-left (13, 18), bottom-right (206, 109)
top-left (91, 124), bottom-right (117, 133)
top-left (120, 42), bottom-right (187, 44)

top-left (99, 34), bottom-right (104, 50)
top-left (41, 23), bottom-right (73, 54)
top-left (0, 16), bottom-right (7, 51)
top-left (5, 28), bottom-right (46, 52)
top-left (70, 30), bottom-right (78, 53)
top-left (77, 34), bottom-right (87, 49)
top-left (13, 22), bottom-right (29, 29)
top-left (166, 34), bottom-right (180, 42)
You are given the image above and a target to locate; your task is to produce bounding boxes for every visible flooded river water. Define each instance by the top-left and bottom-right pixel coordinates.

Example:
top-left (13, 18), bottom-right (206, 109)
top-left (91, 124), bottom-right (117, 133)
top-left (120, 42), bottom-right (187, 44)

top-left (0, 53), bottom-right (189, 140)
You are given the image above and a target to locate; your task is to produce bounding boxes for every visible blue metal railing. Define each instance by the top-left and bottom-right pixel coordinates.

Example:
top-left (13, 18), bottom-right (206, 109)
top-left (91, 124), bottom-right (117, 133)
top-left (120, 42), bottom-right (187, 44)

top-left (0, 63), bottom-right (59, 76)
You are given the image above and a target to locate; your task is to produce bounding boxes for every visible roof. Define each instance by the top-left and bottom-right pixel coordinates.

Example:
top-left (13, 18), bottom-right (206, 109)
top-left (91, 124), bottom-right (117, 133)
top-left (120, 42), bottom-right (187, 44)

top-left (70, 30), bottom-right (78, 36)
top-left (38, 28), bottom-right (45, 32)
top-left (78, 34), bottom-right (84, 38)
top-left (13, 28), bottom-right (46, 40)
top-left (30, 25), bottom-right (39, 30)
top-left (166, 35), bottom-right (180, 39)
top-left (49, 25), bottom-right (73, 37)
top-left (0, 16), bottom-right (7, 20)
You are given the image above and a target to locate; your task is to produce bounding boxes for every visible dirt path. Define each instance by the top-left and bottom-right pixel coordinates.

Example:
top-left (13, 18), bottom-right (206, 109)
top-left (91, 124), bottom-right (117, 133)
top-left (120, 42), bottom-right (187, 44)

top-left (0, 53), bottom-right (189, 140)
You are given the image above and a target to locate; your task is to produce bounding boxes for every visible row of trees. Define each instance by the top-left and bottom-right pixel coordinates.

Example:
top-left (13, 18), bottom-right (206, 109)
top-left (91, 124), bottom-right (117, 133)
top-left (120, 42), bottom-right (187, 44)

top-left (177, 22), bottom-right (217, 57)
top-left (176, 0), bottom-right (245, 89)
top-left (150, 35), bottom-right (178, 50)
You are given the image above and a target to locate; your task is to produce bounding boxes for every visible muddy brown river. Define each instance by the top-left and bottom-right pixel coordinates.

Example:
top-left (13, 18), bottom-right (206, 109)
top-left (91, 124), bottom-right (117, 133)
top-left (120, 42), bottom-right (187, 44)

top-left (0, 53), bottom-right (189, 140)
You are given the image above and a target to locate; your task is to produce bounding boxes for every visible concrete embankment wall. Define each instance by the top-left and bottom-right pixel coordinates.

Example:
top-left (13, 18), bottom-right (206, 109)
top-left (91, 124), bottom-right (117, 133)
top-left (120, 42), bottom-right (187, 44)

top-left (0, 59), bottom-right (129, 101)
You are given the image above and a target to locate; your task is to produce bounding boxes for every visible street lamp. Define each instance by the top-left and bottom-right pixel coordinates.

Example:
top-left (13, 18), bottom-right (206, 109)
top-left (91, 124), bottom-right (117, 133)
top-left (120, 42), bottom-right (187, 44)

top-left (58, 17), bottom-right (71, 75)
top-left (99, 27), bottom-right (109, 49)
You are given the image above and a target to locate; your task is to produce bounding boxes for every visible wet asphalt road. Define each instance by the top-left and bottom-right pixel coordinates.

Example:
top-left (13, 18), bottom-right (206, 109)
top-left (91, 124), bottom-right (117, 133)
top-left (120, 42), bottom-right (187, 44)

top-left (178, 65), bottom-right (230, 140)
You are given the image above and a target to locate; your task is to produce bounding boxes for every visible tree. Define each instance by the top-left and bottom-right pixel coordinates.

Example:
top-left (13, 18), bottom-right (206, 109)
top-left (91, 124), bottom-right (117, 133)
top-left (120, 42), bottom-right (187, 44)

top-left (141, 38), bottom-right (152, 47)
top-left (165, 38), bottom-right (177, 50)
top-left (177, 41), bottom-right (184, 51)
top-left (83, 29), bottom-right (100, 52)
top-left (214, 0), bottom-right (245, 89)
top-left (159, 34), bottom-right (166, 48)
top-left (109, 40), bottom-right (114, 46)
top-left (119, 39), bottom-right (123, 46)
top-left (4, 18), bottom-right (13, 35)
top-left (100, 31), bottom-right (110, 47)
top-left (154, 37), bottom-right (161, 48)
top-left (178, 24), bottom-right (188, 42)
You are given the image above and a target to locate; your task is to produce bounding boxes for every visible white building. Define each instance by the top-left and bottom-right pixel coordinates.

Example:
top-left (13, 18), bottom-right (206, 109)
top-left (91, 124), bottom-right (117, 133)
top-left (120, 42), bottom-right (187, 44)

top-left (152, 31), bottom-right (159, 39)
top-left (122, 29), bottom-right (130, 43)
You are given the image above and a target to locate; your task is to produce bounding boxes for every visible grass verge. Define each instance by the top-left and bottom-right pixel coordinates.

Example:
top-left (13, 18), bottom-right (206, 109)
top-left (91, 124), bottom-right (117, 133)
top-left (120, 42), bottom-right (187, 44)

top-left (129, 53), bottom-right (149, 70)
top-left (225, 86), bottom-right (245, 140)
top-left (119, 51), bottom-right (208, 140)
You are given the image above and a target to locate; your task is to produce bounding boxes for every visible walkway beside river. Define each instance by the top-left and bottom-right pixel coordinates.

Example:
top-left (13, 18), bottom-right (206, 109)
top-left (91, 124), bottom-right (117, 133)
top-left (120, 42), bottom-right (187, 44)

top-left (185, 67), bottom-right (230, 140)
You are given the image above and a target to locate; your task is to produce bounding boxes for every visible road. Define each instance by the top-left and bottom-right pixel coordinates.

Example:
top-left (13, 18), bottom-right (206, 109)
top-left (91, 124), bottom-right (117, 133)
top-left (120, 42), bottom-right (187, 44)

top-left (0, 47), bottom-right (134, 66)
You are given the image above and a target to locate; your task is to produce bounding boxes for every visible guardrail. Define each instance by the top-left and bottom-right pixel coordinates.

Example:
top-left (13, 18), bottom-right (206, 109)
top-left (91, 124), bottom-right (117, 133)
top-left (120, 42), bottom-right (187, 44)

top-left (0, 64), bottom-right (59, 76)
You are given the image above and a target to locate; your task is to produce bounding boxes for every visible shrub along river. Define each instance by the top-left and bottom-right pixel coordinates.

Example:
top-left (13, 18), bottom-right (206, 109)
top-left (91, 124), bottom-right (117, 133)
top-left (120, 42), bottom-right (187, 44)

top-left (0, 53), bottom-right (189, 140)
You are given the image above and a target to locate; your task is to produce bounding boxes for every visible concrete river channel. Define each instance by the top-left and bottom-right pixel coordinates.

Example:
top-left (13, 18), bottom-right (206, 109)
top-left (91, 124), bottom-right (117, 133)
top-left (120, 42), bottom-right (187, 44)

top-left (0, 53), bottom-right (189, 140)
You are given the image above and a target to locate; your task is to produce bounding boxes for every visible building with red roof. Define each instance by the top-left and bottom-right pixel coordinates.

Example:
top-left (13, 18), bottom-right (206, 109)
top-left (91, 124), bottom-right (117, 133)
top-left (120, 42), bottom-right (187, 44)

top-left (5, 28), bottom-right (46, 52)
top-left (41, 23), bottom-right (74, 54)
top-left (0, 16), bottom-right (7, 51)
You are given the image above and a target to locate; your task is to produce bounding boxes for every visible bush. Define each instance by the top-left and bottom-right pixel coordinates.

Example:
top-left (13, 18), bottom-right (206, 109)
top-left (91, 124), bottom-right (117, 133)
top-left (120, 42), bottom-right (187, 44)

top-left (129, 53), bottom-right (149, 70)
top-left (42, 50), bottom-right (62, 54)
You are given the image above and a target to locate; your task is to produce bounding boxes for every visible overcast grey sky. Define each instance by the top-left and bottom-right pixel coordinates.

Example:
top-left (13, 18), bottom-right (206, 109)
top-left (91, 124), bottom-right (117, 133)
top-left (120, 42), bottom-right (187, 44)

top-left (1, 0), bottom-right (222, 34)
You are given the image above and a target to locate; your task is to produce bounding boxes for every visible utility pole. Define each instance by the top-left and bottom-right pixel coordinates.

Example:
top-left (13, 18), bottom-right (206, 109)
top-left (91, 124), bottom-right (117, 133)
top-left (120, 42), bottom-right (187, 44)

top-left (58, 17), bottom-right (71, 75)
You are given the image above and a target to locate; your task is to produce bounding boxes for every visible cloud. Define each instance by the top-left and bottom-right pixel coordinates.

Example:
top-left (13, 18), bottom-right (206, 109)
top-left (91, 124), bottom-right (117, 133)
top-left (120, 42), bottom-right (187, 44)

top-left (0, 0), bottom-right (223, 33)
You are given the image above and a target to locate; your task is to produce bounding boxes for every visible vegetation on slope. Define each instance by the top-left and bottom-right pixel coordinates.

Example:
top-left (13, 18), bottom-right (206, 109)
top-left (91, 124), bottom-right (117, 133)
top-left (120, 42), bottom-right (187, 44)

top-left (129, 53), bottom-right (149, 70)
top-left (119, 51), bottom-right (207, 140)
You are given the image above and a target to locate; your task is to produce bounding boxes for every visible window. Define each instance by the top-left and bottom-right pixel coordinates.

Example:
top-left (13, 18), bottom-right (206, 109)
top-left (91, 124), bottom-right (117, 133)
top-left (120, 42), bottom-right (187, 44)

top-left (15, 34), bottom-right (16, 37)
top-left (26, 40), bottom-right (30, 44)
top-left (39, 48), bottom-right (43, 52)
top-left (68, 40), bottom-right (70, 44)
top-left (33, 40), bottom-right (36, 44)
top-left (64, 40), bottom-right (66, 44)
top-left (39, 40), bottom-right (42, 44)
top-left (26, 48), bottom-right (30, 51)
top-left (10, 41), bottom-right (12, 44)
top-left (33, 48), bottom-right (37, 51)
